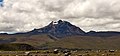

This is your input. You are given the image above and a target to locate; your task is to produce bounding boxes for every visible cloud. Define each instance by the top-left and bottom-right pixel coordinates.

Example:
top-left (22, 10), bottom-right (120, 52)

top-left (62, 0), bottom-right (120, 18)
top-left (62, 0), bottom-right (120, 31)
top-left (0, 0), bottom-right (120, 32)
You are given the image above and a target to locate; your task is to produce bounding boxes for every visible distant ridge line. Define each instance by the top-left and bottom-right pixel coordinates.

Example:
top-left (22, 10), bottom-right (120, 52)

top-left (0, 20), bottom-right (120, 38)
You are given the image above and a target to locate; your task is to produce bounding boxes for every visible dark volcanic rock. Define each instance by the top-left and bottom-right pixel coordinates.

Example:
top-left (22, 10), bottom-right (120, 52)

top-left (29, 20), bottom-right (85, 38)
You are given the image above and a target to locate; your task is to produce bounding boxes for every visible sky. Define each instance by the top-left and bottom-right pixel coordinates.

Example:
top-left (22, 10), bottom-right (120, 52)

top-left (0, 0), bottom-right (3, 6)
top-left (0, 0), bottom-right (120, 33)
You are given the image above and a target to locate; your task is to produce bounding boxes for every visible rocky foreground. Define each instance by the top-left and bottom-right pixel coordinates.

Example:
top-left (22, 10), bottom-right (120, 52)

top-left (0, 49), bottom-right (119, 56)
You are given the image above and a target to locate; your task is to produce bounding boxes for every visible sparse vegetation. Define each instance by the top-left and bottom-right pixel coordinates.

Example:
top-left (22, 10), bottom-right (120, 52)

top-left (0, 35), bottom-right (120, 50)
top-left (0, 43), bottom-right (35, 51)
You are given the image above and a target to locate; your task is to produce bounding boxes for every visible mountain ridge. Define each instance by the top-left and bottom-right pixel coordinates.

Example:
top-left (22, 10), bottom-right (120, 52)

top-left (29, 20), bottom-right (85, 37)
top-left (1, 20), bottom-right (120, 38)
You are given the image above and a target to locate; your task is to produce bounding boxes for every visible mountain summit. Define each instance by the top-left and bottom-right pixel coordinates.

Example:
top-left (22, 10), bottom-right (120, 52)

top-left (29, 20), bottom-right (85, 38)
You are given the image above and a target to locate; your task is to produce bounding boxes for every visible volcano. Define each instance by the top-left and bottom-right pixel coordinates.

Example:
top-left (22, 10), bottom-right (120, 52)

top-left (28, 20), bottom-right (85, 38)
